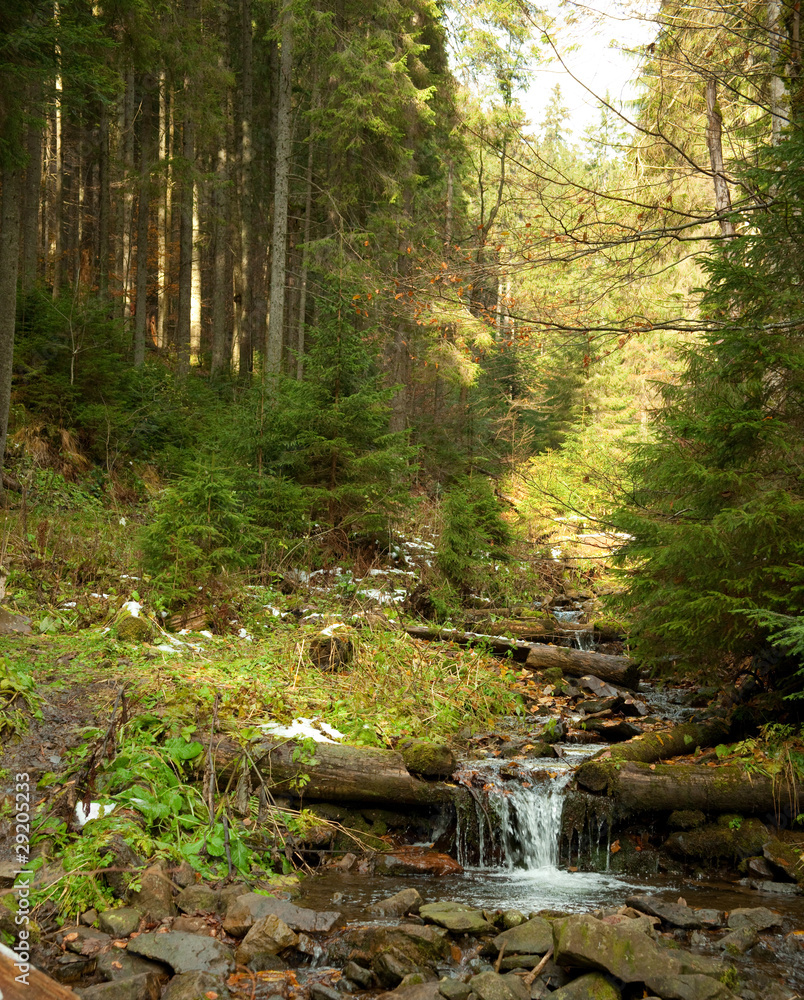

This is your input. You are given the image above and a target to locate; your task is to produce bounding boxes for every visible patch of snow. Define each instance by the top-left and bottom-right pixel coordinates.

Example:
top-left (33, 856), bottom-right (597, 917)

top-left (90, 593), bottom-right (110, 600)
top-left (320, 622), bottom-right (347, 637)
top-left (259, 717), bottom-right (345, 743)
top-left (155, 643), bottom-right (177, 653)
top-left (199, 630), bottom-right (214, 638)
top-left (119, 517), bottom-right (127, 526)
top-left (238, 628), bottom-right (253, 641)
top-left (122, 600), bottom-right (142, 617)
top-left (120, 575), bottom-right (140, 581)
top-left (75, 802), bottom-right (115, 826)
top-left (61, 601), bottom-right (77, 609)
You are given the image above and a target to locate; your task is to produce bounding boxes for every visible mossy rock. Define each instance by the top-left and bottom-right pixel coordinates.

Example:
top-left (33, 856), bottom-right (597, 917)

top-left (400, 740), bottom-right (456, 778)
top-left (116, 613), bottom-right (153, 643)
top-left (668, 810), bottom-right (706, 831)
top-left (664, 818), bottom-right (768, 863)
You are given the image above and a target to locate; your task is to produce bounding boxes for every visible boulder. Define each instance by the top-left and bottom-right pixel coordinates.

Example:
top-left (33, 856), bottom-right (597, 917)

top-left (491, 916), bottom-right (553, 955)
top-left (96, 950), bottom-right (168, 982)
top-left (59, 925), bottom-right (112, 956)
top-left (726, 907), bottom-right (782, 932)
top-left (419, 901), bottom-right (496, 934)
top-left (222, 892), bottom-right (340, 937)
top-left (74, 973), bottom-right (161, 1000)
top-left (378, 983), bottom-right (442, 1000)
top-left (376, 848), bottom-right (463, 877)
top-left (117, 612), bottom-right (154, 643)
top-left (175, 884), bottom-right (221, 914)
top-left (645, 976), bottom-right (738, 1000)
top-left (344, 961), bottom-right (375, 988)
top-left (369, 888), bottom-right (424, 918)
top-left (625, 896), bottom-right (708, 930)
top-left (468, 971), bottom-right (523, 1000)
top-left (549, 973), bottom-right (622, 1000)
top-left (127, 931), bottom-right (235, 976)
top-left (328, 923), bottom-right (450, 969)
top-left (127, 860), bottom-right (177, 920)
top-left (375, 946), bottom-right (421, 986)
top-left (763, 838), bottom-right (804, 883)
top-left (718, 927), bottom-right (758, 954)
top-left (235, 913), bottom-right (299, 967)
top-left (162, 971), bottom-right (232, 1000)
top-left (554, 913), bottom-right (682, 983)
top-left (98, 906), bottom-right (141, 938)
top-left (439, 980), bottom-right (473, 1000)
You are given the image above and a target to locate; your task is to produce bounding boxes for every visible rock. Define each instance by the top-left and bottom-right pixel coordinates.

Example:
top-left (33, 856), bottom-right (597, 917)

top-left (577, 696), bottom-right (624, 715)
top-left (222, 892), bottom-right (340, 937)
top-left (744, 879), bottom-right (800, 895)
top-left (309, 632), bottom-right (354, 671)
top-left (668, 812), bottom-right (706, 831)
top-left (218, 883), bottom-right (251, 915)
top-left (0, 607), bottom-right (32, 635)
top-left (74, 972), bottom-right (161, 1000)
top-left (549, 973), bottom-right (622, 1000)
top-left (128, 860), bottom-right (177, 920)
top-left (742, 856), bottom-right (775, 879)
top-left (554, 913), bottom-right (682, 983)
top-left (344, 961), bottom-right (375, 988)
top-left (369, 888), bottom-right (424, 918)
top-left (645, 976), bottom-right (738, 1000)
top-left (439, 979), bottom-right (473, 1000)
top-left (312, 984), bottom-right (344, 1000)
top-left (97, 950), bottom-right (169, 982)
top-left (176, 884), bottom-right (221, 914)
top-left (419, 902), bottom-right (496, 934)
top-left (81, 909), bottom-right (98, 926)
top-left (469, 971), bottom-right (523, 1000)
top-left (664, 819), bottom-right (769, 864)
top-left (328, 923), bottom-right (450, 969)
top-left (103, 837), bottom-right (146, 899)
top-left (726, 906), bottom-right (782, 932)
top-left (117, 612), bottom-right (154, 643)
top-left (59, 925), bottom-right (112, 956)
top-left (400, 740), bottom-right (457, 778)
top-left (718, 927), bottom-right (758, 954)
top-left (98, 906), bottom-right (141, 938)
top-left (499, 954), bottom-right (543, 971)
top-left (235, 913), bottom-right (299, 967)
top-left (578, 677), bottom-right (620, 698)
top-left (502, 910), bottom-right (527, 929)
top-left (376, 848), bottom-right (464, 877)
top-left (621, 698), bottom-right (649, 717)
top-left (162, 971), bottom-right (232, 1000)
top-left (171, 861), bottom-right (198, 888)
top-left (127, 931), bottom-right (235, 976)
top-left (763, 839), bottom-right (804, 884)
top-left (626, 896), bottom-right (706, 930)
top-left (583, 720), bottom-right (643, 742)
top-left (492, 916), bottom-right (553, 955)
top-left (173, 916), bottom-right (215, 935)
top-left (378, 983), bottom-right (442, 1000)
top-left (375, 946), bottom-right (420, 986)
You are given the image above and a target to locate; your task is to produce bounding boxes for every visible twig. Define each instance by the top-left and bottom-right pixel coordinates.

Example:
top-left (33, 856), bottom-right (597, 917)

top-left (523, 947), bottom-right (553, 986)
top-left (494, 941), bottom-right (507, 973)
top-left (206, 692), bottom-right (220, 829)
top-left (222, 813), bottom-right (233, 877)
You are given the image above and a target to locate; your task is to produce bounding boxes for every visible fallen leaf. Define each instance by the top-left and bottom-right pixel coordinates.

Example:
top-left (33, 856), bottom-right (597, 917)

top-left (62, 933), bottom-right (79, 942)
top-left (610, 840), bottom-right (621, 854)
top-left (113, 940), bottom-right (127, 949)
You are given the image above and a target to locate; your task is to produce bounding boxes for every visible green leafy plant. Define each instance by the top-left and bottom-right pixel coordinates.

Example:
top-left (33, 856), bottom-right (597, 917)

top-left (436, 476), bottom-right (512, 594)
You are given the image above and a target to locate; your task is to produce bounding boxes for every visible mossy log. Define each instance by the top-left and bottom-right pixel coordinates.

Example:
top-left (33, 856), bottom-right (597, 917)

top-left (402, 625), bottom-right (594, 660)
top-left (589, 719), bottom-right (732, 766)
top-left (524, 644), bottom-right (640, 692)
top-left (207, 737), bottom-right (467, 808)
top-left (575, 759), bottom-right (804, 816)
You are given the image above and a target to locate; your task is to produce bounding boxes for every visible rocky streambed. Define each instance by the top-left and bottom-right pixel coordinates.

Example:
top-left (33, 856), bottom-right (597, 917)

top-left (25, 873), bottom-right (804, 1000)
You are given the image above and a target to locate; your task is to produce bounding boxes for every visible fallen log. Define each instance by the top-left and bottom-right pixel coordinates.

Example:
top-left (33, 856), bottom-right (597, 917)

top-left (208, 737), bottom-right (466, 808)
top-left (575, 760), bottom-right (804, 817)
top-left (524, 644), bottom-right (641, 692)
top-left (402, 625), bottom-right (592, 659)
top-left (0, 942), bottom-right (80, 999)
top-left (589, 719), bottom-right (731, 766)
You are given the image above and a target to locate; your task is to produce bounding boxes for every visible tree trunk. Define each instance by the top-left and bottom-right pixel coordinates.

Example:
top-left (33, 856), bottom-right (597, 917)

top-left (705, 77), bottom-right (735, 237)
top-left (266, 4), bottom-right (293, 374)
top-left (21, 105), bottom-right (43, 293)
top-left (0, 165), bottom-right (22, 485)
top-left (524, 644), bottom-right (641, 691)
top-left (208, 737), bottom-right (462, 807)
top-left (118, 66), bottom-right (136, 320)
top-left (177, 80), bottom-right (195, 376)
top-left (134, 77), bottom-right (154, 367)
top-left (296, 65), bottom-right (318, 381)
top-left (575, 759), bottom-right (803, 817)
top-left (97, 101), bottom-right (110, 297)
top-left (237, 0), bottom-right (255, 376)
top-left (52, 72), bottom-right (64, 298)
top-left (157, 74), bottom-right (170, 349)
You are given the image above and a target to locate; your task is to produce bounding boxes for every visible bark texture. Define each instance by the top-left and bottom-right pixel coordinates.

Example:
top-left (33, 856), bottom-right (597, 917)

top-left (591, 719), bottom-right (732, 766)
top-left (524, 644), bottom-right (640, 692)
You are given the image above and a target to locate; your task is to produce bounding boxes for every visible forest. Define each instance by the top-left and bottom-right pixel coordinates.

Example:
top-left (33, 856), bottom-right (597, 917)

top-left (1, 0), bottom-right (804, 994)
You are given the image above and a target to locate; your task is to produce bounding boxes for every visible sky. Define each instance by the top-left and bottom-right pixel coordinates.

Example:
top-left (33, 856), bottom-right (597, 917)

top-left (518, 0), bottom-right (659, 141)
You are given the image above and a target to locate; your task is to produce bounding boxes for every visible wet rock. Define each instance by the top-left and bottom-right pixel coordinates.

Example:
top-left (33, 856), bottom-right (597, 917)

top-left (328, 923), bottom-right (450, 969)
top-left (127, 931), bottom-right (235, 976)
top-left (626, 896), bottom-right (707, 930)
top-left (52, 952), bottom-right (97, 983)
top-left (419, 901), bottom-right (496, 934)
top-left (128, 860), bottom-right (177, 920)
top-left (621, 698), bottom-right (649, 718)
top-left (577, 696), bottom-right (624, 715)
top-left (578, 677), bottom-right (621, 698)
top-left (583, 720), bottom-right (642, 742)
top-left (162, 971), bottom-right (232, 1000)
top-left (664, 819), bottom-right (768, 864)
top-left (401, 740), bottom-right (457, 777)
top-left (646, 975), bottom-right (738, 1000)
top-left (502, 910), bottom-right (527, 929)
top-left (74, 972), bottom-right (161, 1000)
top-left (741, 856), bottom-right (775, 879)
top-left (763, 839), bottom-right (804, 884)
top-left (235, 913), bottom-right (299, 967)
top-left (549, 972), bottom-right (621, 1000)
top-left (668, 812), bottom-right (706, 831)
top-left (718, 927), bottom-right (758, 954)
top-left (742, 879), bottom-right (800, 895)
top-left (439, 979), bottom-right (473, 1000)
top-left (369, 888), bottom-right (424, 918)
top-left (98, 906), bottom-right (141, 938)
top-left (378, 982), bottom-right (442, 1000)
top-left (376, 848), bottom-right (463, 877)
top-left (59, 925), bottom-right (112, 956)
top-left (375, 946), bottom-right (421, 986)
top-left (726, 906), bottom-right (782, 932)
top-left (312, 984), bottom-right (345, 1000)
top-left (469, 971), bottom-right (524, 1000)
top-left (97, 950), bottom-right (169, 982)
top-left (344, 961), bottom-right (375, 988)
top-left (222, 892), bottom-right (340, 936)
top-left (176, 884), bottom-right (221, 914)
top-left (554, 913), bottom-right (682, 983)
top-left (491, 916), bottom-right (553, 955)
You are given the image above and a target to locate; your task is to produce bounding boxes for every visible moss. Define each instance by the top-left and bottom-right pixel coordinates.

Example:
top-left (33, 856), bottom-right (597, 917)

top-left (668, 810), bottom-right (706, 830)
top-left (400, 740), bottom-right (456, 778)
top-left (116, 613), bottom-right (153, 643)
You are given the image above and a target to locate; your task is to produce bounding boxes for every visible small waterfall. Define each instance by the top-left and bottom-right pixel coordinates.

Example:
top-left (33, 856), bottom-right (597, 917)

top-left (454, 762), bottom-right (573, 869)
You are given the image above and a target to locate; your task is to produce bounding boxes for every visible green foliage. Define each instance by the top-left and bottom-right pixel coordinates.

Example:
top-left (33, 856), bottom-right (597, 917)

top-left (610, 128), bottom-right (804, 671)
top-left (141, 461), bottom-right (260, 605)
top-left (0, 656), bottom-right (40, 733)
top-left (436, 475), bottom-right (512, 593)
